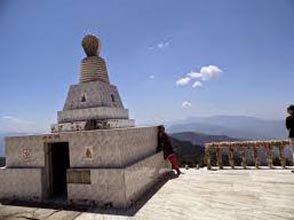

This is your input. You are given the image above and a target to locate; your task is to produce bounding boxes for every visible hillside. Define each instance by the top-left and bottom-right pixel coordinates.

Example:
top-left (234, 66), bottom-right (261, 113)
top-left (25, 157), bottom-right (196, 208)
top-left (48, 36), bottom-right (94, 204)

top-left (171, 131), bottom-right (240, 145)
top-left (170, 136), bottom-right (204, 167)
top-left (169, 132), bottom-right (240, 167)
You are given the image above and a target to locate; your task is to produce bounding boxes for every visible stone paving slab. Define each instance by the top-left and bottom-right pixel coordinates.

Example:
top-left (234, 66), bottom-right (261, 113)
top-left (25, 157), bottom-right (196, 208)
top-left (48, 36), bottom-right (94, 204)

top-left (0, 205), bottom-right (81, 220)
top-left (1, 168), bottom-right (294, 220)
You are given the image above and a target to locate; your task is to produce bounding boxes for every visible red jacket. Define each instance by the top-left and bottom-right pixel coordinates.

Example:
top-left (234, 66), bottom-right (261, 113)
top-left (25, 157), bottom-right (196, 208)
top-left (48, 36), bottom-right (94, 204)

top-left (157, 132), bottom-right (175, 159)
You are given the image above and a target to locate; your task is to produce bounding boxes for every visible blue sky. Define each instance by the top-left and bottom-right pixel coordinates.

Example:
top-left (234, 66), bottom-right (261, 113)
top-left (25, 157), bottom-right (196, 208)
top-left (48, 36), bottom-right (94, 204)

top-left (0, 0), bottom-right (294, 132)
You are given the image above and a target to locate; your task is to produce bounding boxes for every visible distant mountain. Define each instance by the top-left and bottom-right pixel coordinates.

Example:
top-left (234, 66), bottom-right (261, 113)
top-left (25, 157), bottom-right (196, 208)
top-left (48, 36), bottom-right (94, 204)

top-left (168, 115), bottom-right (287, 140)
top-left (170, 132), bottom-right (240, 146)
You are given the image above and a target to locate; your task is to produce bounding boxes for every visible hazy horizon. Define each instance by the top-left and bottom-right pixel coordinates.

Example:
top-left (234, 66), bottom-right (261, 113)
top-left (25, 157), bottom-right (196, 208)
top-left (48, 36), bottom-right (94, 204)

top-left (0, 114), bottom-right (286, 134)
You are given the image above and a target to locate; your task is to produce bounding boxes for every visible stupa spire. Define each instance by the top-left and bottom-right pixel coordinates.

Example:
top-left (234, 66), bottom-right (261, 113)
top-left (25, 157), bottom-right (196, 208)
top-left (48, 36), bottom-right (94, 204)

top-left (79, 34), bottom-right (110, 84)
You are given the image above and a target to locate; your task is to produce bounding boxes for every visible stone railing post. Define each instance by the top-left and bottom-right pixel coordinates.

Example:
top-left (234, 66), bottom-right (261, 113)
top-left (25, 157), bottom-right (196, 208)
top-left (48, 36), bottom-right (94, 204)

top-left (278, 144), bottom-right (286, 168)
top-left (265, 143), bottom-right (273, 169)
top-left (252, 145), bottom-right (260, 169)
top-left (205, 145), bottom-right (212, 170)
top-left (216, 147), bottom-right (223, 169)
top-left (240, 146), bottom-right (247, 169)
top-left (229, 146), bottom-right (235, 169)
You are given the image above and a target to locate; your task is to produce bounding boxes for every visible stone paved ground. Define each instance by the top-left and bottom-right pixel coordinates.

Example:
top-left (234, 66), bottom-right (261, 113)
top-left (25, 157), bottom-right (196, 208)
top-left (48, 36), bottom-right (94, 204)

top-left (1, 167), bottom-right (294, 220)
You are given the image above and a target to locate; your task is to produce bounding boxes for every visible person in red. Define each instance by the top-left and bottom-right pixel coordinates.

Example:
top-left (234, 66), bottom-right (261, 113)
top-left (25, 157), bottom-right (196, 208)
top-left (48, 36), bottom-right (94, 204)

top-left (157, 125), bottom-right (181, 176)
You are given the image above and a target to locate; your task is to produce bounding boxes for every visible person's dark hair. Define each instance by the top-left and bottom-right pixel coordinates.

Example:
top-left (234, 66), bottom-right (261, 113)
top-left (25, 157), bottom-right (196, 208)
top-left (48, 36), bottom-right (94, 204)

top-left (287, 105), bottom-right (294, 115)
top-left (158, 125), bottom-right (165, 132)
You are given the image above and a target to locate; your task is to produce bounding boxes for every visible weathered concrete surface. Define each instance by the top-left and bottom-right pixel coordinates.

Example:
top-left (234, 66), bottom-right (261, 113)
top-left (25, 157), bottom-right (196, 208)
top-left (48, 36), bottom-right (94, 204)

top-left (1, 168), bottom-right (294, 220)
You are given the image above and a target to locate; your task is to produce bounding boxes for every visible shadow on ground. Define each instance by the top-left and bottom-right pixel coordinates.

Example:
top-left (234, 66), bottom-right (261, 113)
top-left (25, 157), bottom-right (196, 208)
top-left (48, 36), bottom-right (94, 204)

top-left (0, 171), bottom-right (177, 217)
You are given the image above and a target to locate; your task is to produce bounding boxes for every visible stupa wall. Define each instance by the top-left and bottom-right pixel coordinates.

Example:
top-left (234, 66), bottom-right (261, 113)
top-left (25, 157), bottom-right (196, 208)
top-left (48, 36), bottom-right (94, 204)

top-left (63, 81), bottom-right (123, 111)
top-left (57, 107), bottom-right (129, 123)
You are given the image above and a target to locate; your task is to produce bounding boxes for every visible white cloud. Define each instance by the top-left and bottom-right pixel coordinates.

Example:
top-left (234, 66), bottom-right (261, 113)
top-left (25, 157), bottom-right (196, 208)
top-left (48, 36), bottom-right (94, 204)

top-left (149, 75), bottom-right (155, 80)
top-left (157, 40), bottom-right (170, 49)
top-left (176, 65), bottom-right (222, 88)
top-left (187, 72), bottom-right (202, 79)
top-left (149, 39), bottom-right (171, 50)
top-left (182, 101), bottom-right (192, 109)
top-left (192, 81), bottom-right (203, 88)
top-left (200, 65), bottom-right (222, 81)
top-left (176, 77), bottom-right (191, 86)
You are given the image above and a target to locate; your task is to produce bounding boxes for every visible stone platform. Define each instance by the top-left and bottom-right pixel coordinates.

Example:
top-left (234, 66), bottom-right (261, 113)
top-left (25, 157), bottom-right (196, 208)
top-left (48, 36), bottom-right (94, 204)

top-left (1, 168), bottom-right (294, 220)
top-left (0, 127), bottom-right (169, 208)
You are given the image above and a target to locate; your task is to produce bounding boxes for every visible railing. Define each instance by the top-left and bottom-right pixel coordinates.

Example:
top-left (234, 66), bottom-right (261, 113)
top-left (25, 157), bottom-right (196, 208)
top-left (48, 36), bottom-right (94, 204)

top-left (205, 140), bottom-right (290, 170)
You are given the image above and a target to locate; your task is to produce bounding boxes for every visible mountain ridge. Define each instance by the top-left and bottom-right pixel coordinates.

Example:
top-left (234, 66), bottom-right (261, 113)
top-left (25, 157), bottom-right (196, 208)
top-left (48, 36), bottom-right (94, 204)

top-left (168, 115), bottom-right (287, 140)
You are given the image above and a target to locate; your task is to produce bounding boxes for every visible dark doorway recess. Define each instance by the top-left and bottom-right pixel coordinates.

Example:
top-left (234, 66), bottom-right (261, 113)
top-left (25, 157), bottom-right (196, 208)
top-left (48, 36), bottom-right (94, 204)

top-left (49, 142), bottom-right (70, 198)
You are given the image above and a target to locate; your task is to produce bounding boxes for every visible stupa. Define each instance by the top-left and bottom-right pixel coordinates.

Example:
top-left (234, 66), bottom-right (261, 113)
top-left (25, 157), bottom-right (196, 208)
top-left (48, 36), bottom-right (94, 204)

top-left (0, 35), bottom-right (169, 208)
top-left (51, 34), bottom-right (135, 132)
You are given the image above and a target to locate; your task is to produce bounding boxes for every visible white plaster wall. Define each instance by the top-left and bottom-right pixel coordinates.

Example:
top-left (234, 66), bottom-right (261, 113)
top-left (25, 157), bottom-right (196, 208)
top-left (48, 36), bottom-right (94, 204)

top-left (119, 127), bottom-right (158, 166)
top-left (5, 135), bottom-right (46, 168)
top-left (68, 127), bottom-right (159, 168)
top-left (0, 168), bottom-right (43, 201)
top-left (67, 169), bottom-right (126, 207)
top-left (63, 80), bottom-right (124, 111)
top-left (67, 152), bottom-right (169, 208)
top-left (5, 127), bottom-right (159, 169)
top-left (124, 152), bottom-right (169, 206)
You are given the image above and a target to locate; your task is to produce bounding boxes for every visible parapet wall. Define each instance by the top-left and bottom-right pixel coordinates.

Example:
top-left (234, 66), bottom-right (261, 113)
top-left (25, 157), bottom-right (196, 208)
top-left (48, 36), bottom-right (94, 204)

top-left (5, 126), bottom-right (159, 168)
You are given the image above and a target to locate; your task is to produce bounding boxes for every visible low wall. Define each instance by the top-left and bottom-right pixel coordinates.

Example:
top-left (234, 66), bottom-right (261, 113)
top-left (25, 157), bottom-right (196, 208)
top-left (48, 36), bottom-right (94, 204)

top-left (67, 152), bottom-right (169, 208)
top-left (124, 152), bottom-right (169, 206)
top-left (0, 168), bottom-right (44, 201)
top-left (5, 126), bottom-right (159, 168)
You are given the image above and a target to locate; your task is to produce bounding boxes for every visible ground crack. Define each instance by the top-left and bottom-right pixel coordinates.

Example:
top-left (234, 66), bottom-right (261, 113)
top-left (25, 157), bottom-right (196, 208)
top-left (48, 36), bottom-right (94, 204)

top-left (15, 216), bottom-right (41, 220)
top-left (43, 210), bottom-right (62, 219)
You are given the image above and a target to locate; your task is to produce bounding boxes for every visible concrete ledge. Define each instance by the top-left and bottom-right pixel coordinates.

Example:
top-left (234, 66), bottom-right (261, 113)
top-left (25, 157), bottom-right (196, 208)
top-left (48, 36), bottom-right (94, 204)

top-left (58, 107), bottom-right (129, 123)
top-left (51, 119), bottom-right (135, 133)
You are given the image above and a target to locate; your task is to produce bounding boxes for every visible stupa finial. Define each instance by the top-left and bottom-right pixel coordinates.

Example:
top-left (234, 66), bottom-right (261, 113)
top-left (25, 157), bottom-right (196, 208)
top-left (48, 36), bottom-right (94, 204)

top-left (82, 34), bottom-right (101, 57)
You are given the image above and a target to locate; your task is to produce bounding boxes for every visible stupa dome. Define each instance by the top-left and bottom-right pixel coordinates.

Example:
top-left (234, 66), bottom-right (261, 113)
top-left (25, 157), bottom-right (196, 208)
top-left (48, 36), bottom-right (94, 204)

top-left (82, 34), bottom-right (101, 57)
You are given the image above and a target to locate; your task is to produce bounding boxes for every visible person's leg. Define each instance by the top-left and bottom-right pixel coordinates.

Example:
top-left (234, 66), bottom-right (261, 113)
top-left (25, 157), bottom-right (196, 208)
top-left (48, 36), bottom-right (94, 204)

top-left (291, 139), bottom-right (294, 172)
top-left (168, 154), bottom-right (181, 175)
top-left (167, 156), bottom-right (175, 170)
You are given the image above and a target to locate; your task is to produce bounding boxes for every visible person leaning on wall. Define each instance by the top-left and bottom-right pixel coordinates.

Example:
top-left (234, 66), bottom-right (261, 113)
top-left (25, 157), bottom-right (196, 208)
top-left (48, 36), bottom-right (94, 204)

top-left (157, 125), bottom-right (181, 176)
top-left (286, 105), bottom-right (294, 173)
